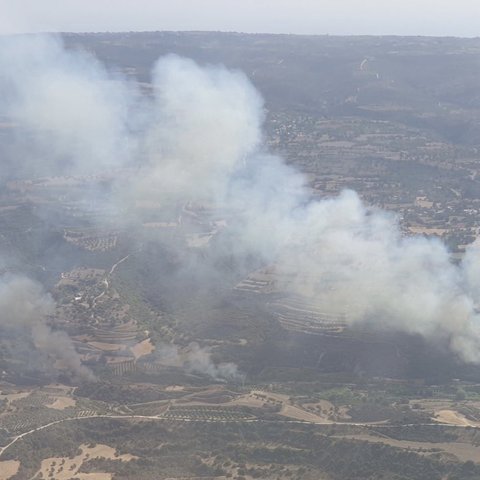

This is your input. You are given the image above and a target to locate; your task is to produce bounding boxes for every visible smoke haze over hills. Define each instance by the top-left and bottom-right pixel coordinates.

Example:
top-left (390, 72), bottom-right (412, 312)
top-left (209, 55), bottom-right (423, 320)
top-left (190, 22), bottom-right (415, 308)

top-left (1, 33), bottom-right (480, 376)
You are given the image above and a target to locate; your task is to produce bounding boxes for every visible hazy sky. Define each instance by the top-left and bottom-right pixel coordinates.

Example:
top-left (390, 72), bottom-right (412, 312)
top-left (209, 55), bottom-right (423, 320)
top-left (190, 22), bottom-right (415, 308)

top-left (1, 0), bottom-right (480, 37)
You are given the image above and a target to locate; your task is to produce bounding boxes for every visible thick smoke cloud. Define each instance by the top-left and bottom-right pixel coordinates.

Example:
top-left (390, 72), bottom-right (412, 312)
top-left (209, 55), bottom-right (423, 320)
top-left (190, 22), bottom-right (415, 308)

top-left (275, 191), bottom-right (480, 361)
top-left (0, 274), bottom-right (94, 380)
top-left (135, 55), bottom-right (263, 204)
top-left (0, 35), bottom-right (135, 177)
top-left (2, 33), bottom-right (480, 370)
top-left (136, 57), bottom-right (480, 365)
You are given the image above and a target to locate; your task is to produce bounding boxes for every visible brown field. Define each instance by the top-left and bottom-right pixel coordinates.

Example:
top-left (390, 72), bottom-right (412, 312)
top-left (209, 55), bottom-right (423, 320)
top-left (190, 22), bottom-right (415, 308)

top-left (35, 444), bottom-right (137, 480)
top-left (434, 409), bottom-right (474, 426)
top-left (230, 390), bottom-right (331, 423)
top-left (279, 403), bottom-right (332, 423)
top-left (130, 338), bottom-right (155, 359)
top-left (0, 392), bottom-right (30, 403)
top-left (413, 399), bottom-right (480, 426)
top-left (47, 396), bottom-right (77, 410)
top-left (0, 460), bottom-right (20, 480)
top-left (165, 385), bottom-right (186, 392)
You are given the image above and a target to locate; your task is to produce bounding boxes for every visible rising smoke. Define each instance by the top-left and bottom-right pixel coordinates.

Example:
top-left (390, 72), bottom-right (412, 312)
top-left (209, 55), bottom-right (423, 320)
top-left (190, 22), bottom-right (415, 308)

top-left (0, 35), bottom-right (135, 178)
top-left (1, 33), bottom-right (480, 372)
top-left (0, 274), bottom-right (94, 380)
top-left (156, 342), bottom-right (240, 381)
top-left (137, 55), bottom-right (263, 204)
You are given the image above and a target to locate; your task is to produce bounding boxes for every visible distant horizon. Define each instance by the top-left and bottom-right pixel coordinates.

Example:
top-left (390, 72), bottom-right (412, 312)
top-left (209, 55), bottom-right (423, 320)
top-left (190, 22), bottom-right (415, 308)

top-left (3, 30), bottom-right (480, 40)
top-left (2, 0), bottom-right (480, 38)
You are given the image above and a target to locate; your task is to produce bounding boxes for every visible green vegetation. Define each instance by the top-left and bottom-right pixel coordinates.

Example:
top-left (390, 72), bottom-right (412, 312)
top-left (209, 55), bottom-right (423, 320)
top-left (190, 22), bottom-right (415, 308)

top-left (7, 419), bottom-right (480, 480)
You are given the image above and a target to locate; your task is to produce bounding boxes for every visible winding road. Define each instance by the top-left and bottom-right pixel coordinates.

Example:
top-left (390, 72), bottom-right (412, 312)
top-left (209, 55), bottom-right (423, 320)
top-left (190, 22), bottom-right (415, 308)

top-left (92, 253), bottom-right (133, 308)
top-left (1, 409), bottom-right (479, 460)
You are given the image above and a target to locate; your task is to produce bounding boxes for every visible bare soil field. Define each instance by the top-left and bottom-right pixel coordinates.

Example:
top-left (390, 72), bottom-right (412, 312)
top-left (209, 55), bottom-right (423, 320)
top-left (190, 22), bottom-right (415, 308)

top-left (47, 396), bottom-right (77, 410)
top-left (280, 403), bottom-right (332, 423)
top-left (302, 400), bottom-right (352, 422)
top-left (165, 385), bottom-right (186, 392)
top-left (130, 338), bottom-right (155, 359)
top-left (434, 409), bottom-right (474, 426)
top-left (34, 444), bottom-right (137, 480)
top-left (230, 390), bottom-right (332, 423)
top-left (414, 399), bottom-right (480, 426)
top-left (0, 460), bottom-right (20, 480)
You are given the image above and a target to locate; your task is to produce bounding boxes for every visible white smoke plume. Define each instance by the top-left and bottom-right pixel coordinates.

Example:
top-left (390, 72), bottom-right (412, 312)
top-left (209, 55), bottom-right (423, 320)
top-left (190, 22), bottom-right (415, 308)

top-left (2, 33), bottom-right (480, 366)
top-left (274, 190), bottom-right (480, 362)
top-left (0, 274), bottom-right (94, 380)
top-left (137, 55), bottom-right (480, 364)
top-left (133, 56), bottom-right (480, 365)
top-left (133, 54), bottom-right (263, 205)
top-left (0, 34), bottom-right (136, 177)
top-left (156, 342), bottom-right (240, 381)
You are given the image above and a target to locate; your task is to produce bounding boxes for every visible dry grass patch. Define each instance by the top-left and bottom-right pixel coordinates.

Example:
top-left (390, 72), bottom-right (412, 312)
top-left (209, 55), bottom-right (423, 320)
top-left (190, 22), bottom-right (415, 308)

top-left (0, 460), bottom-right (20, 480)
top-left (434, 409), bottom-right (472, 426)
top-left (130, 338), bottom-right (155, 359)
top-left (280, 403), bottom-right (332, 424)
top-left (0, 392), bottom-right (31, 403)
top-left (34, 444), bottom-right (137, 480)
top-left (47, 396), bottom-right (77, 410)
top-left (165, 385), bottom-right (186, 392)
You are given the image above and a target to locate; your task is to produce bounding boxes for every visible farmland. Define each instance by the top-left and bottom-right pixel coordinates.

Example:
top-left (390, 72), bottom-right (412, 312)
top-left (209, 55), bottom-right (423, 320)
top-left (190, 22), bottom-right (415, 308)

top-left (3, 379), bottom-right (480, 479)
